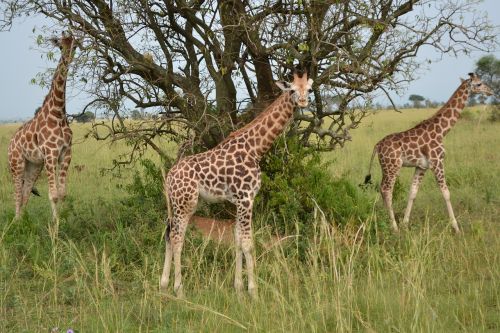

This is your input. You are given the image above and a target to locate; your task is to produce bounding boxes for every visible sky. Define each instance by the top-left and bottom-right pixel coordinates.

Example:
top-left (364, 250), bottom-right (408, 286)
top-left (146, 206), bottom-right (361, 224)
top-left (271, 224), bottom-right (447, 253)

top-left (0, 1), bottom-right (499, 121)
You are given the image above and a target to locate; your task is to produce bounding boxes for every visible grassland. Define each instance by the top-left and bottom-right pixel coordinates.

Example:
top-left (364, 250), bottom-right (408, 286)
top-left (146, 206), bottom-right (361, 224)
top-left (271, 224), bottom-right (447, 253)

top-left (1, 107), bottom-right (499, 332)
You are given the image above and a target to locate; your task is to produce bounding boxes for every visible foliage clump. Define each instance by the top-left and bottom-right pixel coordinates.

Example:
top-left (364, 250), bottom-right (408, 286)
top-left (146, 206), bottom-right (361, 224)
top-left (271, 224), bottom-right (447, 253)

top-left (74, 111), bottom-right (96, 123)
top-left (121, 140), bottom-right (371, 241)
top-left (256, 137), bottom-right (371, 235)
top-left (488, 106), bottom-right (500, 122)
top-left (120, 159), bottom-right (166, 222)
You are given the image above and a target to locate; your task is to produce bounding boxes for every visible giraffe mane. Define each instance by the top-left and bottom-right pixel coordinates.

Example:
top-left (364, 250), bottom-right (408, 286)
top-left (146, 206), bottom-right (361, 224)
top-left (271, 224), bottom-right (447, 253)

top-left (218, 92), bottom-right (290, 145)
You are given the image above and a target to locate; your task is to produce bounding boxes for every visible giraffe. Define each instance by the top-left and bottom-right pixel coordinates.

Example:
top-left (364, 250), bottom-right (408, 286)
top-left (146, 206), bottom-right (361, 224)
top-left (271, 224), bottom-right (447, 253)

top-left (160, 69), bottom-right (313, 298)
top-left (8, 32), bottom-right (78, 220)
top-left (364, 73), bottom-right (493, 233)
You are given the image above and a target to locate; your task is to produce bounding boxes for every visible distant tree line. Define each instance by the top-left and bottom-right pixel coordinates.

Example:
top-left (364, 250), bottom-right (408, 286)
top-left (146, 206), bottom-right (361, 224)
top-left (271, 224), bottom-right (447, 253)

top-left (73, 111), bottom-right (95, 123)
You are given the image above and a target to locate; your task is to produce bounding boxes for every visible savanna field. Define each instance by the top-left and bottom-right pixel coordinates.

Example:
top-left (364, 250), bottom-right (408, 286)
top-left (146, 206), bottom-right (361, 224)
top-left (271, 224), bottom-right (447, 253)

top-left (1, 107), bottom-right (499, 332)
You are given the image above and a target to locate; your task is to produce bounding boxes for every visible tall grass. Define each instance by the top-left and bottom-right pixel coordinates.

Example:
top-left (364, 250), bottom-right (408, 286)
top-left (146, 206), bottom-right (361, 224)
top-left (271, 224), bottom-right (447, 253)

top-left (1, 107), bottom-right (499, 332)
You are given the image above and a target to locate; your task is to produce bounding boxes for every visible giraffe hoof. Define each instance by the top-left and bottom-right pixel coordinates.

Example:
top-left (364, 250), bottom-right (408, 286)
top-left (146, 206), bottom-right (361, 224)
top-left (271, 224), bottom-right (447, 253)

top-left (174, 285), bottom-right (184, 299)
top-left (58, 189), bottom-right (67, 201)
top-left (248, 287), bottom-right (258, 300)
top-left (160, 278), bottom-right (169, 291)
top-left (234, 280), bottom-right (244, 293)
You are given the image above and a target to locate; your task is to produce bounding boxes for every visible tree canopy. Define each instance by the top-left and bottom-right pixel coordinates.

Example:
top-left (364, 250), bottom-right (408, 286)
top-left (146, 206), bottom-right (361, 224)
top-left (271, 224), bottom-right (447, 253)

top-left (409, 94), bottom-right (425, 108)
top-left (74, 111), bottom-right (96, 123)
top-left (1, 0), bottom-right (496, 166)
top-left (475, 55), bottom-right (500, 104)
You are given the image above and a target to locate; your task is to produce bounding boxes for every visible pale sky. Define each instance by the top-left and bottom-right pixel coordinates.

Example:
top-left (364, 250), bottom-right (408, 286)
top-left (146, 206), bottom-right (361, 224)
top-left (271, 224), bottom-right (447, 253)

top-left (0, 1), bottom-right (499, 121)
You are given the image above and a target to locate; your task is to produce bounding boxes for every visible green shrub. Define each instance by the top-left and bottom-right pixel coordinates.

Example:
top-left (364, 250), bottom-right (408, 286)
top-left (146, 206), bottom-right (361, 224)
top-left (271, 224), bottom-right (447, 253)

top-left (460, 109), bottom-right (476, 121)
top-left (488, 105), bottom-right (500, 122)
top-left (120, 143), bottom-right (372, 259)
top-left (120, 159), bottom-right (165, 222)
top-left (256, 137), bottom-right (371, 235)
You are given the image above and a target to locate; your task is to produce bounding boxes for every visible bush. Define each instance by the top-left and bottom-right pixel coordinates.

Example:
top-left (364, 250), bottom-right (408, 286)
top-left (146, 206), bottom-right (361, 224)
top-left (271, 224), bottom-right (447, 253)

top-left (460, 109), bottom-right (476, 121)
top-left (120, 159), bottom-right (165, 222)
top-left (256, 137), bottom-right (371, 235)
top-left (74, 111), bottom-right (96, 123)
top-left (488, 106), bottom-right (500, 122)
top-left (122, 142), bottom-right (372, 252)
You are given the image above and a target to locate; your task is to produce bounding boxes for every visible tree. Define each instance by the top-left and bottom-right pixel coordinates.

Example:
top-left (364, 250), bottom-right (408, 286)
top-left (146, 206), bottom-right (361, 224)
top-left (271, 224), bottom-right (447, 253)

top-left (1, 1), bottom-right (496, 167)
top-left (74, 111), bottom-right (96, 123)
top-left (130, 110), bottom-right (143, 121)
top-left (425, 99), bottom-right (438, 108)
top-left (409, 94), bottom-right (425, 108)
top-left (475, 55), bottom-right (500, 104)
top-left (467, 95), bottom-right (477, 107)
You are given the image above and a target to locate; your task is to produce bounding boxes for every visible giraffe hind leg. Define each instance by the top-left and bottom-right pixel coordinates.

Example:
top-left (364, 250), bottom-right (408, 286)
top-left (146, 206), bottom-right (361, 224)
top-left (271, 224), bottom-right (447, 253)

top-left (163, 185), bottom-right (198, 297)
top-left (380, 162), bottom-right (402, 233)
top-left (21, 162), bottom-right (43, 208)
top-left (235, 199), bottom-right (257, 298)
top-left (432, 161), bottom-right (460, 234)
top-left (402, 167), bottom-right (426, 227)
top-left (160, 218), bottom-right (172, 291)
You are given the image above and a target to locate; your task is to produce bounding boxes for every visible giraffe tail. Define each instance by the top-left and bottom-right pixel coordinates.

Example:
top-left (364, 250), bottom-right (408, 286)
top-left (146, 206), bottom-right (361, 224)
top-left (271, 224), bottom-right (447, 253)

top-left (31, 187), bottom-right (41, 197)
top-left (363, 145), bottom-right (378, 185)
top-left (161, 167), bottom-right (172, 242)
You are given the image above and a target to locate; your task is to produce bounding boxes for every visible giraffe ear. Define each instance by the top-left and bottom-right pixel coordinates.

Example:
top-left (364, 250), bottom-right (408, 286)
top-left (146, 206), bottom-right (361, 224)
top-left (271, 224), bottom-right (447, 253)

top-left (275, 81), bottom-right (292, 91)
top-left (307, 78), bottom-right (313, 89)
top-left (460, 78), bottom-right (465, 83)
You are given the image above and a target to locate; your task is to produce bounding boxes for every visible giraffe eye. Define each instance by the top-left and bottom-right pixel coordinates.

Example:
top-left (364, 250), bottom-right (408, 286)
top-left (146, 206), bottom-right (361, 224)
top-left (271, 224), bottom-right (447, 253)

top-left (477, 83), bottom-right (482, 87)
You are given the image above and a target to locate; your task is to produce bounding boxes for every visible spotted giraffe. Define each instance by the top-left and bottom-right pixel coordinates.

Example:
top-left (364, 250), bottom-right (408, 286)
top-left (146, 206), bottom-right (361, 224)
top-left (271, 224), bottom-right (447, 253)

top-left (364, 73), bottom-right (493, 233)
top-left (8, 32), bottom-right (78, 220)
top-left (160, 70), bottom-right (313, 298)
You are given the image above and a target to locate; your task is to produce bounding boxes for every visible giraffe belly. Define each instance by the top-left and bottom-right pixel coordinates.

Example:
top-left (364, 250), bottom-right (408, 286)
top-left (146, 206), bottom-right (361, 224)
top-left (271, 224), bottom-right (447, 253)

top-left (402, 156), bottom-right (430, 169)
top-left (199, 187), bottom-right (227, 203)
top-left (24, 147), bottom-right (45, 164)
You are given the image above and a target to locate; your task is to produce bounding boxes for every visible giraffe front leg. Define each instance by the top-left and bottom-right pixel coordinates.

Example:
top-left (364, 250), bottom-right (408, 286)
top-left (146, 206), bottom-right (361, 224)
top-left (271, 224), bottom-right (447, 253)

top-left (236, 200), bottom-right (257, 298)
top-left (432, 162), bottom-right (460, 234)
top-left (13, 176), bottom-right (24, 219)
top-left (57, 146), bottom-right (72, 201)
top-left (9, 158), bottom-right (25, 219)
top-left (234, 221), bottom-right (244, 294)
top-left (45, 154), bottom-right (60, 222)
top-left (402, 167), bottom-right (426, 227)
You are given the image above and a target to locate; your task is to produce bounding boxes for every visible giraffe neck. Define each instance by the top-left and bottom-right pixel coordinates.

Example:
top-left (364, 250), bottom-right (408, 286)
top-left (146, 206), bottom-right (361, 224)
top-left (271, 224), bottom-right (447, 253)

top-left (220, 92), bottom-right (295, 159)
top-left (38, 50), bottom-right (74, 119)
top-left (432, 81), bottom-right (470, 136)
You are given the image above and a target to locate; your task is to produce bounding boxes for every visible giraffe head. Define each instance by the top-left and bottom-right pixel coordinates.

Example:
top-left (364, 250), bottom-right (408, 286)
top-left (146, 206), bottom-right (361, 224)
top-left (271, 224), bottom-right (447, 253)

top-left (50, 32), bottom-right (79, 58)
top-left (275, 70), bottom-right (314, 107)
top-left (465, 73), bottom-right (493, 96)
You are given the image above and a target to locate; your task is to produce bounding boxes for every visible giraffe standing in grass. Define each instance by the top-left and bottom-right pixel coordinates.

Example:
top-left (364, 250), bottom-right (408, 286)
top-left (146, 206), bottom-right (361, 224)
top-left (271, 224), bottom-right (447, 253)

top-left (364, 73), bottom-right (493, 233)
top-left (8, 32), bottom-right (78, 220)
top-left (160, 69), bottom-right (313, 298)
